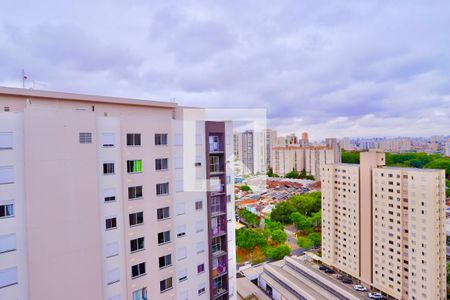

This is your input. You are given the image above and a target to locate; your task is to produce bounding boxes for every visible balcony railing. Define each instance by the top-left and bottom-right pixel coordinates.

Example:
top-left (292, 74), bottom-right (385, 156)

top-left (213, 288), bottom-right (228, 298)
top-left (212, 264), bottom-right (227, 278)
top-left (211, 226), bottom-right (227, 237)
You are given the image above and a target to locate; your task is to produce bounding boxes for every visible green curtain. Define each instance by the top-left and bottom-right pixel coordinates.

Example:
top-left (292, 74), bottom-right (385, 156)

top-left (133, 160), bottom-right (142, 173)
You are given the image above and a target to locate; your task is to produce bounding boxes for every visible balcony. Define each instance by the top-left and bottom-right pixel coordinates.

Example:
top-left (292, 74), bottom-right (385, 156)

top-left (210, 183), bottom-right (225, 195)
top-left (211, 226), bottom-right (227, 238)
top-left (209, 135), bottom-right (224, 153)
top-left (213, 288), bottom-right (228, 299)
top-left (212, 263), bottom-right (227, 278)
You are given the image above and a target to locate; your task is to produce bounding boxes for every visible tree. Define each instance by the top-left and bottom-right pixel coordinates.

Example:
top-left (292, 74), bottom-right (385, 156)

top-left (271, 229), bottom-right (288, 244)
top-left (239, 209), bottom-right (259, 227)
top-left (289, 194), bottom-right (321, 216)
top-left (297, 237), bottom-right (313, 249)
top-left (307, 232), bottom-right (321, 246)
top-left (311, 211), bottom-right (322, 228)
top-left (265, 244), bottom-right (291, 260)
top-left (236, 228), bottom-right (267, 250)
top-left (240, 185), bottom-right (251, 192)
top-left (341, 150), bottom-right (360, 164)
top-left (290, 212), bottom-right (312, 232)
top-left (270, 202), bottom-right (295, 224)
top-left (266, 168), bottom-right (279, 178)
top-left (285, 169), bottom-right (299, 179)
top-left (265, 220), bottom-right (284, 232)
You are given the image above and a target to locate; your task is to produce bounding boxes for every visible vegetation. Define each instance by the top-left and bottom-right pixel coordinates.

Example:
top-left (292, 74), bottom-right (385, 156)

top-left (266, 168), bottom-right (279, 177)
top-left (342, 151), bottom-right (450, 197)
top-left (236, 218), bottom-right (292, 263)
top-left (270, 192), bottom-right (322, 224)
top-left (297, 236), bottom-right (314, 248)
top-left (240, 184), bottom-right (251, 192)
top-left (285, 168), bottom-right (315, 180)
top-left (265, 244), bottom-right (291, 260)
top-left (238, 209), bottom-right (260, 227)
top-left (270, 229), bottom-right (288, 244)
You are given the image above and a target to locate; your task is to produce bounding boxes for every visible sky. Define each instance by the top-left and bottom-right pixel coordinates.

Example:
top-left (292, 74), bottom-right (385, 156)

top-left (1, 0), bottom-right (449, 140)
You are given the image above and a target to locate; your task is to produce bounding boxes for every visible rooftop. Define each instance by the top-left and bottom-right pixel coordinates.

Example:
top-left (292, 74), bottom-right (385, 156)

top-left (0, 86), bottom-right (177, 109)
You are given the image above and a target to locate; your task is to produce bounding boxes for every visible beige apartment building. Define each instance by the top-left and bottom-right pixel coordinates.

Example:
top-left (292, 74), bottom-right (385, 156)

top-left (0, 87), bottom-right (236, 300)
top-left (321, 149), bottom-right (446, 300)
top-left (271, 144), bottom-right (339, 179)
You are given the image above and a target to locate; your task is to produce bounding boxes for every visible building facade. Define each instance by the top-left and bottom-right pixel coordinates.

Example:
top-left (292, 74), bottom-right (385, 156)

top-left (321, 149), bottom-right (447, 300)
top-left (0, 87), bottom-right (236, 300)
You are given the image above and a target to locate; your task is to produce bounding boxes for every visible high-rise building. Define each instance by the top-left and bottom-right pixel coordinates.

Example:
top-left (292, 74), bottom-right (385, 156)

top-left (445, 141), bottom-right (450, 156)
top-left (0, 87), bottom-right (236, 300)
top-left (321, 149), bottom-right (446, 300)
top-left (265, 129), bottom-right (277, 169)
top-left (271, 144), bottom-right (340, 179)
top-left (240, 130), bottom-right (254, 174)
top-left (301, 132), bottom-right (309, 145)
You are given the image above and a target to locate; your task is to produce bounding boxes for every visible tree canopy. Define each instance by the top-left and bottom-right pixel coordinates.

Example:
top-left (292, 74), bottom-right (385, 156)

top-left (270, 229), bottom-right (288, 244)
top-left (270, 201), bottom-right (295, 224)
top-left (265, 244), bottom-right (291, 260)
top-left (236, 228), bottom-right (267, 250)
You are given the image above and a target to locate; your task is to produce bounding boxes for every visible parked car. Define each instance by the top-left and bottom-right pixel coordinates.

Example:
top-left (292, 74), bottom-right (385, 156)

top-left (354, 284), bottom-right (367, 292)
top-left (319, 265), bottom-right (328, 271)
top-left (324, 268), bottom-right (335, 274)
top-left (340, 277), bottom-right (352, 284)
top-left (368, 292), bottom-right (383, 299)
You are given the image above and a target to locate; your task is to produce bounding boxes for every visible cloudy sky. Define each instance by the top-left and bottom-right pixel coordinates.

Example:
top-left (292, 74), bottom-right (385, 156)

top-left (1, 0), bottom-right (449, 140)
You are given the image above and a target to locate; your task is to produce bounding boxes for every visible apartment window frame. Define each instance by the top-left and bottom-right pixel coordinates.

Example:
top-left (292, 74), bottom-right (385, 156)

top-left (104, 188), bottom-right (116, 202)
top-left (0, 132), bottom-right (13, 150)
top-left (106, 268), bottom-right (120, 285)
top-left (155, 133), bottom-right (168, 145)
top-left (158, 230), bottom-right (171, 245)
top-left (79, 132), bottom-right (92, 144)
top-left (0, 234), bottom-right (16, 253)
top-left (127, 160), bottom-right (142, 173)
top-left (128, 185), bottom-right (143, 200)
top-left (101, 132), bottom-right (115, 147)
top-left (155, 158), bottom-right (169, 171)
top-left (197, 263), bottom-right (205, 274)
top-left (131, 262), bottom-right (146, 279)
top-left (159, 254), bottom-right (172, 269)
top-left (0, 166), bottom-right (14, 184)
top-left (157, 207), bottom-right (170, 220)
top-left (160, 277), bottom-right (173, 293)
top-left (0, 202), bottom-right (14, 218)
top-left (127, 133), bottom-right (141, 146)
top-left (132, 287), bottom-right (148, 300)
top-left (178, 269), bottom-right (188, 282)
top-left (177, 224), bottom-right (186, 238)
top-left (156, 182), bottom-right (169, 196)
top-left (195, 200), bottom-right (203, 210)
top-left (130, 237), bottom-right (145, 253)
top-left (103, 162), bottom-right (115, 175)
top-left (129, 212), bottom-right (144, 227)
top-left (0, 267), bottom-right (18, 289)
top-left (105, 217), bottom-right (117, 230)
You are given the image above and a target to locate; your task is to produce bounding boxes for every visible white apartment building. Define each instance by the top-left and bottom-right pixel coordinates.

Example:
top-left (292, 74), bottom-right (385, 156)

top-left (0, 86), bottom-right (236, 300)
top-left (321, 149), bottom-right (446, 300)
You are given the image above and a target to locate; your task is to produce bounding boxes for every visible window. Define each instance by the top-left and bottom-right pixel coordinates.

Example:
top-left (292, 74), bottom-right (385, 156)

top-left (105, 217), bottom-right (117, 230)
top-left (158, 230), bottom-right (171, 245)
top-left (128, 186), bottom-right (143, 199)
top-left (196, 220), bottom-right (204, 232)
top-left (175, 180), bottom-right (183, 192)
top-left (160, 277), bottom-right (173, 293)
top-left (0, 166), bottom-right (14, 184)
top-left (179, 290), bottom-right (188, 300)
top-left (0, 234), bottom-right (16, 253)
top-left (104, 188), bottom-right (116, 202)
top-left (157, 207), bottom-right (170, 220)
top-left (127, 134), bottom-right (141, 146)
top-left (155, 158), bottom-right (168, 170)
top-left (132, 287), bottom-right (147, 300)
top-left (107, 268), bottom-right (120, 285)
top-left (155, 133), bottom-right (168, 145)
top-left (0, 267), bottom-right (17, 288)
top-left (127, 160), bottom-right (142, 173)
top-left (131, 262), bottom-right (146, 278)
top-left (175, 202), bottom-right (185, 215)
top-left (156, 183), bottom-right (169, 195)
top-left (101, 133), bottom-right (114, 147)
top-left (0, 203), bottom-right (14, 218)
top-left (177, 225), bottom-right (186, 238)
top-left (79, 132), bottom-right (92, 144)
top-left (198, 283), bottom-right (206, 295)
top-left (105, 242), bottom-right (119, 258)
top-left (174, 134), bottom-right (183, 146)
top-left (177, 247), bottom-right (187, 260)
top-left (209, 156), bottom-right (220, 173)
top-left (130, 237), bottom-right (145, 253)
top-left (178, 269), bottom-right (187, 282)
top-left (129, 212), bottom-right (144, 226)
top-left (174, 157), bottom-right (183, 169)
top-left (0, 133), bottom-right (13, 149)
top-left (197, 263), bottom-right (205, 274)
top-left (196, 241), bottom-right (205, 254)
top-left (103, 162), bottom-right (115, 175)
top-left (159, 254), bottom-right (172, 269)
top-left (195, 201), bottom-right (203, 210)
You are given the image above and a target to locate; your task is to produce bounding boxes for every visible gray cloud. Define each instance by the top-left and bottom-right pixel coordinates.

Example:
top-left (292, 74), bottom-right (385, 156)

top-left (0, 0), bottom-right (449, 139)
